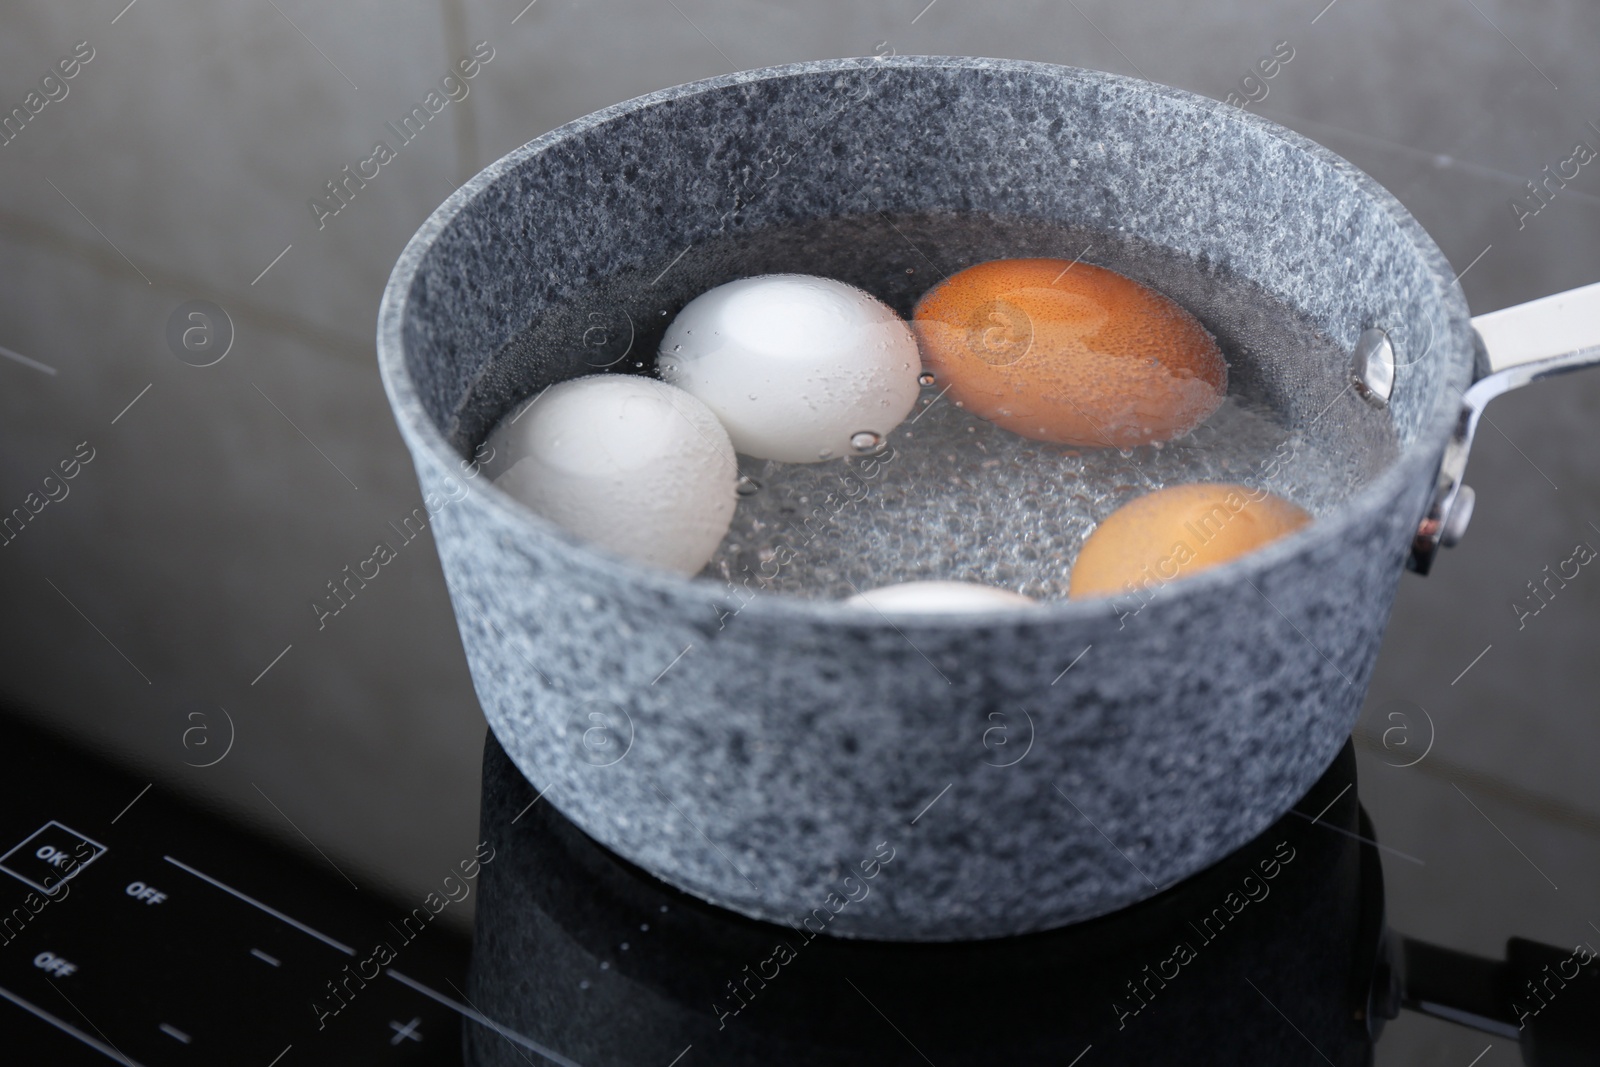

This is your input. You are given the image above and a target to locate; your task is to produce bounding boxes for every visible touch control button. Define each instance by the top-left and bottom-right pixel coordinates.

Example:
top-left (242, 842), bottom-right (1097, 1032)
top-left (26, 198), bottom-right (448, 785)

top-left (125, 881), bottom-right (168, 905)
top-left (33, 951), bottom-right (78, 977)
top-left (0, 821), bottom-right (107, 896)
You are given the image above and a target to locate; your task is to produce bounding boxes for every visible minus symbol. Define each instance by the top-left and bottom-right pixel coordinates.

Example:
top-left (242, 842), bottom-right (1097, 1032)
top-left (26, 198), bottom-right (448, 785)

top-left (160, 1022), bottom-right (191, 1043)
top-left (251, 948), bottom-right (281, 967)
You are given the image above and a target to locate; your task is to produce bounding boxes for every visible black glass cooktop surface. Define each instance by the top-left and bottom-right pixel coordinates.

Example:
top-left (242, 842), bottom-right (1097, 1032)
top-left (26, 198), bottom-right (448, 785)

top-left (2, 712), bottom-right (1594, 1066)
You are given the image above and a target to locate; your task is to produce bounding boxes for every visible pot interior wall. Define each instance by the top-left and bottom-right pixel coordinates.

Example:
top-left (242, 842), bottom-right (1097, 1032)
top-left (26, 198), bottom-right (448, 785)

top-left (398, 59), bottom-right (1456, 502)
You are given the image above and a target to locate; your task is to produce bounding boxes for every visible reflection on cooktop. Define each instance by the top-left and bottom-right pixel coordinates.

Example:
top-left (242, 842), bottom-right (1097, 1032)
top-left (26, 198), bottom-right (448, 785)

top-left (469, 735), bottom-right (1598, 1067)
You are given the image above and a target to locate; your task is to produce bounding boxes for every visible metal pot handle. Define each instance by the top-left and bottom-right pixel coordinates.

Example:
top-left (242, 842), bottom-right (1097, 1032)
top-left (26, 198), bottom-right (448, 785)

top-left (1409, 280), bottom-right (1600, 574)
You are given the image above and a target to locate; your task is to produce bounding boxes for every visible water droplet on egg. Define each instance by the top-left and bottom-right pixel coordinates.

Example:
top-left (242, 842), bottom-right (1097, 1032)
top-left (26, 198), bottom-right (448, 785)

top-left (850, 431), bottom-right (882, 452)
top-left (918, 372), bottom-right (936, 386)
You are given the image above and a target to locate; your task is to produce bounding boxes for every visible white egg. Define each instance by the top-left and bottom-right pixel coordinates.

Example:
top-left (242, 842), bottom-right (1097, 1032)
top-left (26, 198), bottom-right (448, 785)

top-left (845, 581), bottom-right (1037, 614)
top-left (483, 375), bottom-right (737, 576)
top-left (657, 274), bottom-right (922, 463)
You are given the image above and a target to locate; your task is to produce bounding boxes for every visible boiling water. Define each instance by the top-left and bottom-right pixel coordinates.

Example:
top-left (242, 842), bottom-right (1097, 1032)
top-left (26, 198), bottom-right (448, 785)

top-left (468, 212), bottom-right (1399, 601)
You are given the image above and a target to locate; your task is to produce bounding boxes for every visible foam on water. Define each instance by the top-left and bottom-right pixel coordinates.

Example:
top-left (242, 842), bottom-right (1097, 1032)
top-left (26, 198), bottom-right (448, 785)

top-left (706, 384), bottom-right (1355, 600)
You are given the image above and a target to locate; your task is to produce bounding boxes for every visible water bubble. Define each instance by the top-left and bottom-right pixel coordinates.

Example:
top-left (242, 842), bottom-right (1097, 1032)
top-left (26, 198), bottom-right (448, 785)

top-left (673, 344), bottom-right (682, 352)
top-left (818, 449), bottom-right (834, 460)
top-left (736, 475), bottom-right (762, 497)
top-left (659, 310), bottom-right (668, 317)
top-left (851, 431), bottom-right (883, 453)
top-left (918, 372), bottom-right (936, 386)
top-left (906, 268), bottom-right (916, 274)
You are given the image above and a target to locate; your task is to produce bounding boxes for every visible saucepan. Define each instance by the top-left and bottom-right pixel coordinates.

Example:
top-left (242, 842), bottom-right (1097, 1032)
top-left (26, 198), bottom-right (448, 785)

top-left (376, 55), bottom-right (1600, 940)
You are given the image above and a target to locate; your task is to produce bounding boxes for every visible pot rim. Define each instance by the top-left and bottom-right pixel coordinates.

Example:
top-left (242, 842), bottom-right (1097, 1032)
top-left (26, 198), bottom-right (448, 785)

top-left (376, 54), bottom-right (1475, 628)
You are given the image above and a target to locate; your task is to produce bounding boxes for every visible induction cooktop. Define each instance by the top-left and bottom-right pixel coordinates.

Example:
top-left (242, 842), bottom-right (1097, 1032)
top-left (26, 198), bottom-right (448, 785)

top-left (2, 711), bottom-right (1594, 1066)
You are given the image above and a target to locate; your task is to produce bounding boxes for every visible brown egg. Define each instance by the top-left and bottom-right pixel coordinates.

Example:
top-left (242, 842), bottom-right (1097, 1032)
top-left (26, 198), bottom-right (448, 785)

top-left (912, 258), bottom-right (1227, 448)
top-left (1069, 483), bottom-right (1311, 600)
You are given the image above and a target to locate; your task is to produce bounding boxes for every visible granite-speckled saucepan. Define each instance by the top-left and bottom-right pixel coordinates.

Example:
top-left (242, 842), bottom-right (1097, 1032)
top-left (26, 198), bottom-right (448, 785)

top-left (377, 56), bottom-right (1600, 940)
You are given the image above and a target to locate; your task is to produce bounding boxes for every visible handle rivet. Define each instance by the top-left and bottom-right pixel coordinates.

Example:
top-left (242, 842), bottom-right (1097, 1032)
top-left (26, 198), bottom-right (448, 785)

top-left (1352, 328), bottom-right (1395, 407)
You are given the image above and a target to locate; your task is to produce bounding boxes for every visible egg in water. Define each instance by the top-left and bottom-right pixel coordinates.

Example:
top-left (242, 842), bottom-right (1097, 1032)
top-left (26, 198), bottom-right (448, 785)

top-left (912, 258), bottom-right (1227, 448)
top-left (658, 274), bottom-right (922, 463)
top-left (1069, 482), bottom-right (1311, 600)
top-left (483, 375), bottom-right (737, 576)
top-left (846, 581), bottom-right (1037, 614)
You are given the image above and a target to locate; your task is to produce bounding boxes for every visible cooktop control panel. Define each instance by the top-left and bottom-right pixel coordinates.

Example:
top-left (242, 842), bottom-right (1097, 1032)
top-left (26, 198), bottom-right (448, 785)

top-left (0, 714), bottom-right (471, 1066)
